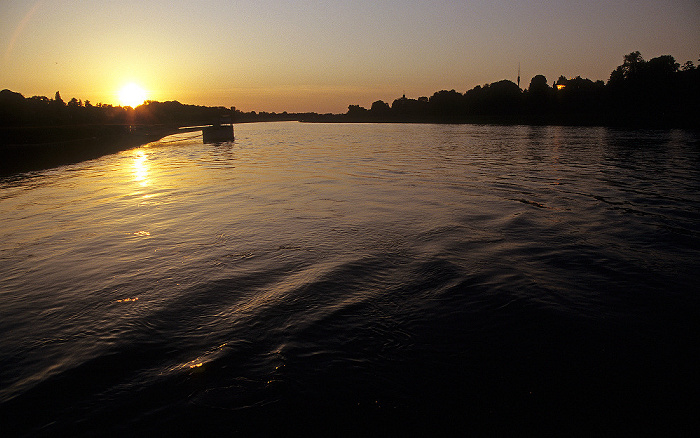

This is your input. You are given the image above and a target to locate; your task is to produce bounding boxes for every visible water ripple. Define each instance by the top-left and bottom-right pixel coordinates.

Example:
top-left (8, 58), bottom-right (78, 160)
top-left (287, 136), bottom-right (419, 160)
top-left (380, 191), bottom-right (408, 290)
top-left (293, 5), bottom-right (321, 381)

top-left (1, 123), bottom-right (699, 435)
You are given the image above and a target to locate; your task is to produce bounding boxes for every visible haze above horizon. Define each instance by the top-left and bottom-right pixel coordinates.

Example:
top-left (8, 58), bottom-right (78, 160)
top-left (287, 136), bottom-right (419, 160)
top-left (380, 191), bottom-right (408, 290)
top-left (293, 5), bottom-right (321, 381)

top-left (2, 0), bottom-right (699, 114)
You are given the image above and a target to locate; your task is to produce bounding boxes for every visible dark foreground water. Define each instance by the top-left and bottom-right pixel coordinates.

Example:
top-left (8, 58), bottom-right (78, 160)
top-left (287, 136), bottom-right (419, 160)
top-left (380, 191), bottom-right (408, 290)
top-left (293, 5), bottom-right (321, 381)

top-left (1, 123), bottom-right (699, 436)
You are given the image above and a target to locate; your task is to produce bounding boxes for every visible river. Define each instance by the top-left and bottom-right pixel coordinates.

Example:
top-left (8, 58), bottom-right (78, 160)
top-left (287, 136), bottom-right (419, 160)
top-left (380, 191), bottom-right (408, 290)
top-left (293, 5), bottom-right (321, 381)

top-left (1, 122), bottom-right (698, 435)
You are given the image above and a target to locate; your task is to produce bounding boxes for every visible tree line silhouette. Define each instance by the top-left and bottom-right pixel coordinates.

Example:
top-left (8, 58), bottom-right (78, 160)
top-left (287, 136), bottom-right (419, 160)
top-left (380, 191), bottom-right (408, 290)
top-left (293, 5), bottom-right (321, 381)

top-left (0, 92), bottom-right (235, 128)
top-left (1, 51), bottom-right (699, 132)
top-left (339, 52), bottom-right (699, 128)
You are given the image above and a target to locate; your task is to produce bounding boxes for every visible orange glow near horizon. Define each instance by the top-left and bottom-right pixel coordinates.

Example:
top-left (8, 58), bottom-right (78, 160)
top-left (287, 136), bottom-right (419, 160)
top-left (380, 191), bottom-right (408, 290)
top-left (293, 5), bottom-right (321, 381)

top-left (1, 1), bottom-right (698, 114)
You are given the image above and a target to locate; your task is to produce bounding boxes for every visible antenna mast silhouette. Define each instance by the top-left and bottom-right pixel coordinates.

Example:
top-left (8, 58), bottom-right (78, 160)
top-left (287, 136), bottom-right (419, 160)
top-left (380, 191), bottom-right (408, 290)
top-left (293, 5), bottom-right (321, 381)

top-left (517, 63), bottom-right (521, 89)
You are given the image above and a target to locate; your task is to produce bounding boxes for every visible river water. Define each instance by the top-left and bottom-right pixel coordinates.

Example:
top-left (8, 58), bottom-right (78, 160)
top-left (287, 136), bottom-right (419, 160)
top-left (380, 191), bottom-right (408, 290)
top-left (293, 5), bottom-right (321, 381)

top-left (1, 123), bottom-right (698, 435)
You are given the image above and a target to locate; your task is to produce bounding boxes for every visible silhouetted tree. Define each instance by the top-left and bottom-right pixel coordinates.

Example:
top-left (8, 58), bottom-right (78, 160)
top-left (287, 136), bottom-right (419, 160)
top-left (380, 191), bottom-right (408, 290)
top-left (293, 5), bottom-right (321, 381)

top-left (479, 80), bottom-right (522, 117)
top-left (54, 91), bottom-right (65, 106)
top-left (528, 75), bottom-right (548, 93)
top-left (609, 51), bottom-right (645, 84)
top-left (554, 76), bottom-right (568, 88)
top-left (555, 76), bottom-right (606, 124)
top-left (646, 55), bottom-right (679, 77)
top-left (525, 75), bottom-right (553, 119)
top-left (605, 51), bottom-right (700, 126)
top-left (347, 104), bottom-right (368, 120)
top-left (427, 89), bottom-right (466, 121)
top-left (369, 100), bottom-right (391, 119)
top-left (391, 95), bottom-right (428, 121)
top-left (0, 89), bottom-right (27, 125)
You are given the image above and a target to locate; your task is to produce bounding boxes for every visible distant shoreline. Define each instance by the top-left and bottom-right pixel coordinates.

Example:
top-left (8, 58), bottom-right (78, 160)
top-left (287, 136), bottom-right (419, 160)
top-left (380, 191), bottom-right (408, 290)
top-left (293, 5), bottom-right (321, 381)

top-left (2, 116), bottom-right (699, 177)
top-left (298, 113), bottom-right (700, 131)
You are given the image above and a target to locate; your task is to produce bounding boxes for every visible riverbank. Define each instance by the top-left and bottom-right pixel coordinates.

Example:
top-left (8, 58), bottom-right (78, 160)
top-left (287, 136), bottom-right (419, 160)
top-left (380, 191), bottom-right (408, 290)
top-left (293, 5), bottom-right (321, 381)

top-left (0, 125), bottom-right (182, 176)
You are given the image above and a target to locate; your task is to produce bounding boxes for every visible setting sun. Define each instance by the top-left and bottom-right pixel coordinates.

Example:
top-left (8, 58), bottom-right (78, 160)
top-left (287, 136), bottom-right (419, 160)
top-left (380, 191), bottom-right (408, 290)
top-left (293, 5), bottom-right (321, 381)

top-left (118, 83), bottom-right (147, 108)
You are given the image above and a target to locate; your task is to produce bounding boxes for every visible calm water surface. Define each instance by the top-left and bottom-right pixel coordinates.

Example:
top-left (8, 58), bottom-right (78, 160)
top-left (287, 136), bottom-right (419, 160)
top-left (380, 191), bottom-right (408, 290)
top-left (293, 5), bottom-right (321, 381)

top-left (1, 123), bottom-right (699, 435)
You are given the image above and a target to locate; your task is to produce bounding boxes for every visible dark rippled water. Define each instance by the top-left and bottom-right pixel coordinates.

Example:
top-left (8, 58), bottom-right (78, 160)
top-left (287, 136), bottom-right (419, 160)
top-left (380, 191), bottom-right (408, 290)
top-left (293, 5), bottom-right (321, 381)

top-left (1, 123), bottom-right (699, 436)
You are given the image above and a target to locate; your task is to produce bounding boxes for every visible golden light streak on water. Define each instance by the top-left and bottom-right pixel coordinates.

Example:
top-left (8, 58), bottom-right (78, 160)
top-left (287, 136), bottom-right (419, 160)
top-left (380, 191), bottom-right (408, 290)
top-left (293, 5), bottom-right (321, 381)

top-left (132, 149), bottom-right (149, 187)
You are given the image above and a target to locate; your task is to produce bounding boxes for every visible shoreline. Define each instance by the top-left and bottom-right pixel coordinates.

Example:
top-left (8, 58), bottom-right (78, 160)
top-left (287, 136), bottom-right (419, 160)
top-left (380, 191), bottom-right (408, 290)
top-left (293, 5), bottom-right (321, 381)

top-left (0, 125), bottom-right (182, 176)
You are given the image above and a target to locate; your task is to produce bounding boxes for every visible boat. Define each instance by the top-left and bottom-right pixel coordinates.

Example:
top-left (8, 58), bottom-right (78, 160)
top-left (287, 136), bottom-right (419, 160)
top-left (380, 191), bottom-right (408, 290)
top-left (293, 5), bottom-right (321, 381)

top-left (202, 120), bottom-right (234, 143)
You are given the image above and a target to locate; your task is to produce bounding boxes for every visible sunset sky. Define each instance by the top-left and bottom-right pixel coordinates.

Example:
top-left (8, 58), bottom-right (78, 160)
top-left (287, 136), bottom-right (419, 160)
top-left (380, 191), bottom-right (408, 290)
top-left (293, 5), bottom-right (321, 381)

top-left (2, 0), bottom-right (699, 113)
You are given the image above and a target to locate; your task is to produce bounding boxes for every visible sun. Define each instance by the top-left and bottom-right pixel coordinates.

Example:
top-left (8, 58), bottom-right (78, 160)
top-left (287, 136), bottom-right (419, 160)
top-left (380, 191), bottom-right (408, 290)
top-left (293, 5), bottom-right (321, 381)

top-left (118, 83), bottom-right (147, 108)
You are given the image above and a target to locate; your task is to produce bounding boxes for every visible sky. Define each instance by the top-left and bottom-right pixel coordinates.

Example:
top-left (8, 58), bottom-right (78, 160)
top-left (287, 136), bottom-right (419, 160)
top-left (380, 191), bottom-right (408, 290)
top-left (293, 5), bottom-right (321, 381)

top-left (1, 0), bottom-right (699, 113)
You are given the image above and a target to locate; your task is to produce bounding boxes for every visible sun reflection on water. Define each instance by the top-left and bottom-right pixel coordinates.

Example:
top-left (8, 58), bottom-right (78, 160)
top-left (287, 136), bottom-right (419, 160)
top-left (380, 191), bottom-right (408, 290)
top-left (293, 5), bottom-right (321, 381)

top-left (133, 150), bottom-right (149, 186)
